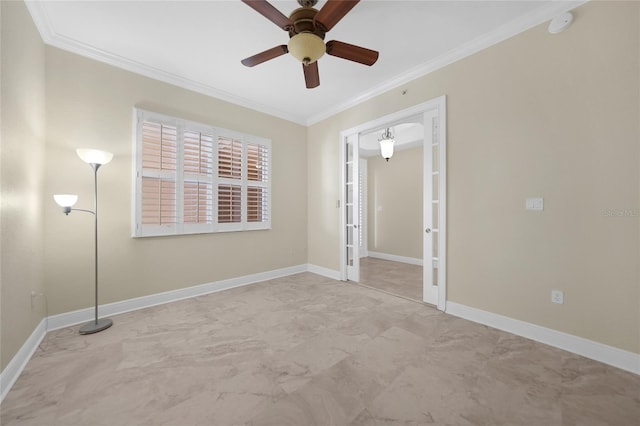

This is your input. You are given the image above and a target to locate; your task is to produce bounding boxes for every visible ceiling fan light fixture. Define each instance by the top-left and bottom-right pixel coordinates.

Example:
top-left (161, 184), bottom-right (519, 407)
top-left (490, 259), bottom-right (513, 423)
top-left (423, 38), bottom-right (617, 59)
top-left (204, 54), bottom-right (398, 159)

top-left (288, 32), bottom-right (326, 65)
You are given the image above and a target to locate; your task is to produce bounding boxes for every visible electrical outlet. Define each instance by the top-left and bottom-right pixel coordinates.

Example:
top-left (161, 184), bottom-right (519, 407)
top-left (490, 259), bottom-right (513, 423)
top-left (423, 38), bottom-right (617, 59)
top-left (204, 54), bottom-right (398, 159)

top-left (551, 290), bottom-right (564, 304)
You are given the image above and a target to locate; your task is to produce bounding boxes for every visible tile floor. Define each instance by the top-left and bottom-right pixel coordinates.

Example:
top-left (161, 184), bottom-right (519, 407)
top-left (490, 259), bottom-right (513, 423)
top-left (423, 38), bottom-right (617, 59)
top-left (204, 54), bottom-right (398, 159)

top-left (359, 257), bottom-right (423, 302)
top-left (2, 272), bottom-right (639, 425)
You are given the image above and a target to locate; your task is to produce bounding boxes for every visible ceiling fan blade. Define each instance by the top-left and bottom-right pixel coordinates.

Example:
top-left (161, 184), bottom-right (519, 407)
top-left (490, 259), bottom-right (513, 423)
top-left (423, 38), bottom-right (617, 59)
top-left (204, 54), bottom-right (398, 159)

top-left (326, 40), bottom-right (379, 66)
top-left (303, 61), bottom-right (320, 89)
top-left (241, 0), bottom-right (293, 30)
top-left (314, 0), bottom-right (359, 32)
top-left (241, 45), bottom-right (289, 67)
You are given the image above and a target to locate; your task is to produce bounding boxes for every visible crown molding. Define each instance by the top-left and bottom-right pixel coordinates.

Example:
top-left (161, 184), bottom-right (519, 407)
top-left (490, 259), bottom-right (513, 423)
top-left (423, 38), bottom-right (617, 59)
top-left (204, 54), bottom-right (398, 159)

top-left (305, 0), bottom-right (588, 126)
top-left (24, 1), bottom-right (308, 126)
top-left (25, 0), bottom-right (587, 128)
top-left (25, 0), bottom-right (54, 42)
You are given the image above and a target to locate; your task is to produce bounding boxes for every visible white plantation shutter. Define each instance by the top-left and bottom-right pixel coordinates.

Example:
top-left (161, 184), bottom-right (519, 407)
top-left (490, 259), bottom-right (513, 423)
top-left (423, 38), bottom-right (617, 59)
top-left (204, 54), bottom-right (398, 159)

top-left (183, 130), bottom-right (214, 229)
top-left (218, 184), bottom-right (242, 224)
top-left (138, 120), bottom-right (178, 235)
top-left (141, 177), bottom-right (176, 225)
top-left (134, 109), bottom-right (271, 237)
top-left (218, 137), bottom-right (242, 180)
top-left (246, 143), bottom-right (269, 225)
top-left (183, 181), bottom-right (212, 223)
top-left (217, 137), bottom-right (242, 227)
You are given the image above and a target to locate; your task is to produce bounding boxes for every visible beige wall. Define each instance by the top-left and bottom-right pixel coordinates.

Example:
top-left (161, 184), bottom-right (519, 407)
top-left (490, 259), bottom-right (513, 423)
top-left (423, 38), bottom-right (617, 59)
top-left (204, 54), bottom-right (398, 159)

top-left (2, 0), bottom-right (639, 375)
top-left (366, 148), bottom-right (423, 259)
top-left (307, 118), bottom-right (342, 270)
top-left (1, 1), bottom-right (47, 370)
top-left (43, 48), bottom-right (308, 316)
top-left (308, 2), bottom-right (640, 353)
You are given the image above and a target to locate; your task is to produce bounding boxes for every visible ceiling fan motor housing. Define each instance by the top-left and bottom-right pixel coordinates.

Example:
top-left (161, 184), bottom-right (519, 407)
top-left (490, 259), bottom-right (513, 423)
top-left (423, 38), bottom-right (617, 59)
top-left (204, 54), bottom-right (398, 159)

top-left (288, 7), bottom-right (326, 38)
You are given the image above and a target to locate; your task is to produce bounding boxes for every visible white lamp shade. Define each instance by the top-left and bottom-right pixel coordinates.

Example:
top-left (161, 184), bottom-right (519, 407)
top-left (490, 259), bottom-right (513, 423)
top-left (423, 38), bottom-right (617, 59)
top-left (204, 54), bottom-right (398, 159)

top-left (76, 149), bottom-right (114, 165)
top-left (379, 138), bottom-right (395, 160)
top-left (54, 194), bottom-right (78, 207)
top-left (288, 33), bottom-right (326, 64)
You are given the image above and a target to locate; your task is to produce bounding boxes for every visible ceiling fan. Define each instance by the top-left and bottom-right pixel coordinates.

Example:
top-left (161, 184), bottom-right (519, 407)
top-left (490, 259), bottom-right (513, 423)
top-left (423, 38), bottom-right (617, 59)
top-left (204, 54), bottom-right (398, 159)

top-left (241, 0), bottom-right (379, 89)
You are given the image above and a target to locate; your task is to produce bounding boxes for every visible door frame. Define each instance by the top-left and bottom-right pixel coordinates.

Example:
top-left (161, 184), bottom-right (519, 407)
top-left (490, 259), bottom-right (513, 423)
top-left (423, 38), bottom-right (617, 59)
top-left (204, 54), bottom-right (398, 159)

top-left (339, 95), bottom-right (447, 311)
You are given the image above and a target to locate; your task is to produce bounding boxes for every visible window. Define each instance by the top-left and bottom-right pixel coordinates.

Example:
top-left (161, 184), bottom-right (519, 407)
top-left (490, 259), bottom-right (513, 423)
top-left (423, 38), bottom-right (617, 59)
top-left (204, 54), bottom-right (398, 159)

top-left (133, 109), bottom-right (271, 237)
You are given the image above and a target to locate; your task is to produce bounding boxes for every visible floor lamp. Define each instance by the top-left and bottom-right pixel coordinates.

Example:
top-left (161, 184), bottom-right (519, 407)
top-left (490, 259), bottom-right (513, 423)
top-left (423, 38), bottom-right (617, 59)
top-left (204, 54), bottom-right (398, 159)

top-left (54, 148), bottom-right (114, 335)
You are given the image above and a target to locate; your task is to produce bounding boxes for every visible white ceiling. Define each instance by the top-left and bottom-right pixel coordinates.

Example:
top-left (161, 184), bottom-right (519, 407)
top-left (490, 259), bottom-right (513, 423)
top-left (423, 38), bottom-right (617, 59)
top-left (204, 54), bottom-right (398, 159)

top-left (26, 0), bottom-right (584, 125)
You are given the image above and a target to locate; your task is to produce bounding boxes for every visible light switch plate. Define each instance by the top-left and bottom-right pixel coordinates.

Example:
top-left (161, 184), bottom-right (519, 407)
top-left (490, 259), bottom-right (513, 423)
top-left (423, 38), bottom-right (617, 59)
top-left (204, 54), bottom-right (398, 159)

top-left (526, 197), bottom-right (544, 211)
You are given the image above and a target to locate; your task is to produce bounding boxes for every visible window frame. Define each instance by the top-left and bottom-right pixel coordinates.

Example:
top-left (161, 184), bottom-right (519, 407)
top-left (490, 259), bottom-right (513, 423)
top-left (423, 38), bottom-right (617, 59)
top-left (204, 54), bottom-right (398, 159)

top-left (132, 108), bottom-right (272, 238)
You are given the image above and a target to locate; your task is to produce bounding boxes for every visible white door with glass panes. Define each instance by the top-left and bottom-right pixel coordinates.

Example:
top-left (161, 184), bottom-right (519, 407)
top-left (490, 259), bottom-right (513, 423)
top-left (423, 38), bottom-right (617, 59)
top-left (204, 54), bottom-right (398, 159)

top-left (423, 109), bottom-right (443, 307)
top-left (358, 159), bottom-right (367, 258)
top-left (345, 133), bottom-right (360, 282)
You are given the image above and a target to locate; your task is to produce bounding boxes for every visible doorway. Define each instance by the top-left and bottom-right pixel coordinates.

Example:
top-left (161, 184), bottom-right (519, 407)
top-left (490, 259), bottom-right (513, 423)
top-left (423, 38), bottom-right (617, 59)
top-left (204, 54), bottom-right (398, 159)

top-left (339, 96), bottom-right (447, 310)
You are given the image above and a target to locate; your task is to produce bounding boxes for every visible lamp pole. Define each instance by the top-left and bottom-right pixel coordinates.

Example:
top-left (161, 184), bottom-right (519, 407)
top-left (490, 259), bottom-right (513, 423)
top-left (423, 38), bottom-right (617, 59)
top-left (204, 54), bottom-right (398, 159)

top-left (93, 164), bottom-right (99, 327)
top-left (78, 162), bottom-right (113, 335)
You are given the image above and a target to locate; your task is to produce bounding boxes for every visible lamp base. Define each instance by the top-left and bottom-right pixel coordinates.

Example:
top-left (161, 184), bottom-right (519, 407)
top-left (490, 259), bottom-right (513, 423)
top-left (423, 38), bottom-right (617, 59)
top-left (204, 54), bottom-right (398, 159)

top-left (79, 318), bottom-right (113, 335)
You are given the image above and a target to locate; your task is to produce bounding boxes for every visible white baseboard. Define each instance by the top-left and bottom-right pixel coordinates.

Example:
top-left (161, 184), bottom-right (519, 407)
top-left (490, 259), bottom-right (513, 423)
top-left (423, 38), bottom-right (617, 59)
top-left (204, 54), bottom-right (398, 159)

top-left (368, 251), bottom-right (423, 266)
top-left (0, 318), bottom-right (47, 402)
top-left (307, 264), bottom-right (341, 280)
top-left (48, 264), bottom-right (308, 331)
top-left (1, 264), bottom-right (308, 402)
top-left (446, 302), bottom-right (640, 375)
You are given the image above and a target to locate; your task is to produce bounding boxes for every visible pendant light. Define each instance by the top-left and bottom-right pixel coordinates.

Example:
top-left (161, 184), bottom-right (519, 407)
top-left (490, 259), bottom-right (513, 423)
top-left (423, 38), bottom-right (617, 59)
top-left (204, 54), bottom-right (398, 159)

top-left (379, 128), bottom-right (395, 162)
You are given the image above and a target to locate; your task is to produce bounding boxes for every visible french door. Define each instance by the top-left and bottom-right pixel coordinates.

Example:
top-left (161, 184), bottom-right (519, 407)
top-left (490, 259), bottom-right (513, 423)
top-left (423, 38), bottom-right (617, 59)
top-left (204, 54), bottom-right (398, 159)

top-left (345, 133), bottom-right (360, 282)
top-left (423, 109), bottom-right (440, 306)
top-left (341, 96), bottom-right (446, 310)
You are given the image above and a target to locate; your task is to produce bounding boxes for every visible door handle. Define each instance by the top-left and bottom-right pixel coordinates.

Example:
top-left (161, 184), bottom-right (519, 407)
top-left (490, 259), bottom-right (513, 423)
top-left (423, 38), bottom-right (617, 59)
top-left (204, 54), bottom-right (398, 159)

top-left (425, 228), bottom-right (431, 233)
